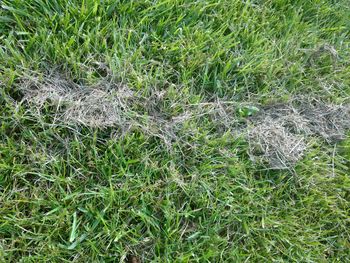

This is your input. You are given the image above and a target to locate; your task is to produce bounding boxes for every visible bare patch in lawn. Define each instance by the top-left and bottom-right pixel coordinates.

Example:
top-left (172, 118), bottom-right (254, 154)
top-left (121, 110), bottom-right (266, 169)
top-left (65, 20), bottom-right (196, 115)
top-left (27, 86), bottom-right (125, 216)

top-left (17, 73), bottom-right (350, 169)
top-left (246, 98), bottom-right (350, 169)
top-left (20, 74), bottom-right (135, 127)
top-left (18, 73), bottom-right (188, 146)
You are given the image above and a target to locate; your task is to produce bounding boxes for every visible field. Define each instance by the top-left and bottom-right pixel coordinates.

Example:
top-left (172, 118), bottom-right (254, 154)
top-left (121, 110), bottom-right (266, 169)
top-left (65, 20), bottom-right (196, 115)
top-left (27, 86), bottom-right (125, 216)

top-left (1, 0), bottom-right (350, 262)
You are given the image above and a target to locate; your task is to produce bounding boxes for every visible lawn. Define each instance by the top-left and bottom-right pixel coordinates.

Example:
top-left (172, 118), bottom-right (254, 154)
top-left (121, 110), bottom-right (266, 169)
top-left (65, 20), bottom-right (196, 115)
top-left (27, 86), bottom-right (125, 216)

top-left (0, 0), bottom-right (350, 262)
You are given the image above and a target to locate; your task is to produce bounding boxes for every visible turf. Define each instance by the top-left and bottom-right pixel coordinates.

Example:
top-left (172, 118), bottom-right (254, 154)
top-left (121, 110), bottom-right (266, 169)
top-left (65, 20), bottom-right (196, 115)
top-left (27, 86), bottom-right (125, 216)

top-left (1, 0), bottom-right (350, 262)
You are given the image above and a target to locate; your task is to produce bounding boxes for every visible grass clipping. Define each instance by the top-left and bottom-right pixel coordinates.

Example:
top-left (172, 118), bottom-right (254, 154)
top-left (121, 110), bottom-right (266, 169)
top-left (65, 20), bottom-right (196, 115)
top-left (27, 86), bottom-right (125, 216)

top-left (19, 75), bottom-right (350, 170)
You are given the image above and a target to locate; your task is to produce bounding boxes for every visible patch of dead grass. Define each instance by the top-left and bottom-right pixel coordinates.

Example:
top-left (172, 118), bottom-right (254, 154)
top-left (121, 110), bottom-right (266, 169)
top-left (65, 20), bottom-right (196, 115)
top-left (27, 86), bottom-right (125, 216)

top-left (246, 99), bottom-right (350, 168)
top-left (17, 73), bottom-right (350, 169)
top-left (247, 118), bottom-right (307, 169)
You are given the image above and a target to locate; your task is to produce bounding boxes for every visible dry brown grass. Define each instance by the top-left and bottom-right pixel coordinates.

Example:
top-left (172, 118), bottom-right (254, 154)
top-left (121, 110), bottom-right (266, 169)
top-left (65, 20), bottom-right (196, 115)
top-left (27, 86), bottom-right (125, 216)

top-left (247, 118), bottom-right (307, 169)
top-left (246, 98), bottom-right (350, 168)
top-left (18, 74), bottom-right (350, 169)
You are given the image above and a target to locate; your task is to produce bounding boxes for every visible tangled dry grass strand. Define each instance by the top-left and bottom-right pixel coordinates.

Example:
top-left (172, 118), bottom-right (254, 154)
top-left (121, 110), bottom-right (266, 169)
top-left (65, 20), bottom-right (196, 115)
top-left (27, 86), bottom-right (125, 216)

top-left (18, 74), bottom-right (350, 169)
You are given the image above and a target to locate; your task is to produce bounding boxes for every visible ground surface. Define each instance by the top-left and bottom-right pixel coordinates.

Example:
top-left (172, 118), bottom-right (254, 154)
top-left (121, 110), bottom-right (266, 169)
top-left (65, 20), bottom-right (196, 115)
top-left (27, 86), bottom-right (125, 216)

top-left (1, 0), bottom-right (350, 262)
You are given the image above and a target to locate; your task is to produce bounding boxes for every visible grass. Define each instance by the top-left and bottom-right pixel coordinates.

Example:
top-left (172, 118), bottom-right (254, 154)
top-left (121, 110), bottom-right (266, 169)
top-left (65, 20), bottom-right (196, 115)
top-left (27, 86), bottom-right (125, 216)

top-left (1, 0), bottom-right (350, 262)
